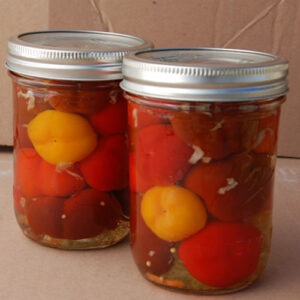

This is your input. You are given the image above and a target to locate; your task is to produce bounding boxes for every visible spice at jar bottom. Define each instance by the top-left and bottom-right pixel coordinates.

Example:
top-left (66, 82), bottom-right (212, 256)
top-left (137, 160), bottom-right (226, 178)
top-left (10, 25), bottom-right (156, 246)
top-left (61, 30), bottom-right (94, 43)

top-left (6, 30), bottom-right (153, 250)
top-left (120, 48), bottom-right (288, 294)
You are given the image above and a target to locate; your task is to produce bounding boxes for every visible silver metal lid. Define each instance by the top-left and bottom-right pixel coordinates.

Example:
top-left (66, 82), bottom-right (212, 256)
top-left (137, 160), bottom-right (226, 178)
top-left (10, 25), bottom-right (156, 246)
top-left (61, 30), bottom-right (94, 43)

top-left (6, 30), bottom-right (153, 81)
top-left (120, 48), bottom-right (288, 101)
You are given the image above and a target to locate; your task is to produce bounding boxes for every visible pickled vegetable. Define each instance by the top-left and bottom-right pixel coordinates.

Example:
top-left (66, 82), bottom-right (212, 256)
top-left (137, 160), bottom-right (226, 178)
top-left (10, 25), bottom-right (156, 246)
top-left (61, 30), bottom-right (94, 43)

top-left (184, 152), bottom-right (274, 221)
top-left (26, 196), bottom-right (65, 239)
top-left (28, 110), bottom-right (97, 165)
top-left (178, 222), bottom-right (262, 288)
top-left (131, 211), bottom-right (175, 275)
top-left (141, 185), bottom-right (207, 242)
top-left (63, 188), bottom-right (122, 240)
top-left (170, 109), bottom-right (258, 160)
top-left (133, 124), bottom-right (193, 192)
top-left (89, 92), bottom-right (128, 136)
top-left (47, 80), bottom-right (118, 114)
top-left (15, 148), bottom-right (85, 197)
top-left (80, 134), bottom-right (128, 191)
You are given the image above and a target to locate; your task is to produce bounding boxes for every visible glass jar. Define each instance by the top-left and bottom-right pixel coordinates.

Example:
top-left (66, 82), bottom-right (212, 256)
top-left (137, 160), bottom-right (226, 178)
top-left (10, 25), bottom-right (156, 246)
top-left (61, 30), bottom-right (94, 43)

top-left (120, 48), bottom-right (288, 294)
top-left (6, 30), bottom-right (153, 249)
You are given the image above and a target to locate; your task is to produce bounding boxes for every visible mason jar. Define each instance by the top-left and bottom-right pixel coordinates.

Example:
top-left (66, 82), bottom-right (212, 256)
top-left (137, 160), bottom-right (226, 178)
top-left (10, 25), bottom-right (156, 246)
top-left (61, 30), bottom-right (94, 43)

top-left (120, 48), bottom-right (288, 294)
top-left (6, 30), bottom-right (153, 249)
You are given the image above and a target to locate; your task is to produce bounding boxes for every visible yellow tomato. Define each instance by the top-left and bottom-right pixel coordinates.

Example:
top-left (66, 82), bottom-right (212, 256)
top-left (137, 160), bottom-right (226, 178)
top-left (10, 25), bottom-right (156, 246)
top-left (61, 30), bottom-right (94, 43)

top-left (141, 185), bottom-right (207, 242)
top-left (28, 110), bottom-right (97, 165)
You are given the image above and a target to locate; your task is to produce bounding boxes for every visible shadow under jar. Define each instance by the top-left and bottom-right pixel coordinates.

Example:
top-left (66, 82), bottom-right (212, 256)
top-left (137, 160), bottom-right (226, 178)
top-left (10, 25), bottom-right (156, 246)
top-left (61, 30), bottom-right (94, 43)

top-left (120, 48), bottom-right (288, 294)
top-left (6, 30), bottom-right (153, 249)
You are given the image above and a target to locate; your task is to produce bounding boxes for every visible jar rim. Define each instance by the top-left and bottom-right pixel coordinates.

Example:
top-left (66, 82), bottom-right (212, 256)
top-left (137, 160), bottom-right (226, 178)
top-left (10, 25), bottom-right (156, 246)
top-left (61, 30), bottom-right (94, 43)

top-left (120, 48), bottom-right (288, 102)
top-left (6, 30), bottom-right (153, 81)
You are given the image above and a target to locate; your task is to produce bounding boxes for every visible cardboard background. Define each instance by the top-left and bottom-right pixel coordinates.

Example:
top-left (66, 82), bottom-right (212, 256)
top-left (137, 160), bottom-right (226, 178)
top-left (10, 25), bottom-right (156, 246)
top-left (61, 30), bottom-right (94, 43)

top-left (0, 0), bottom-right (49, 147)
top-left (1, 0), bottom-right (299, 157)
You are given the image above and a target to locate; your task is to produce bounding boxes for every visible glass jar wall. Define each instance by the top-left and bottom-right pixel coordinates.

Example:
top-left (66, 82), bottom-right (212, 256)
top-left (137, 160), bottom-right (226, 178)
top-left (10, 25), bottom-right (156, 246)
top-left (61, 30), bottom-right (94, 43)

top-left (127, 94), bottom-right (284, 293)
top-left (121, 48), bottom-right (288, 293)
top-left (7, 30), bottom-right (152, 249)
top-left (11, 75), bottom-right (130, 249)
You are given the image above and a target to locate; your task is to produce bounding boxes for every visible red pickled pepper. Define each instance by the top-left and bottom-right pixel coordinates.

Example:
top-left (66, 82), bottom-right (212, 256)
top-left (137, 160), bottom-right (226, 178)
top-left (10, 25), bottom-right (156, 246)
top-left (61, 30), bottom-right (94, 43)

top-left (178, 222), bottom-right (263, 288)
top-left (170, 109), bottom-right (259, 160)
top-left (132, 124), bottom-right (194, 192)
top-left (47, 80), bottom-right (119, 114)
top-left (89, 92), bottom-right (128, 136)
top-left (25, 188), bottom-right (122, 240)
top-left (130, 192), bottom-right (175, 275)
top-left (63, 188), bottom-right (122, 240)
top-left (26, 196), bottom-right (65, 239)
top-left (15, 148), bottom-right (85, 198)
top-left (184, 152), bottom-right (274, 221)
top-left (80, 134), bottom-right (129, 191)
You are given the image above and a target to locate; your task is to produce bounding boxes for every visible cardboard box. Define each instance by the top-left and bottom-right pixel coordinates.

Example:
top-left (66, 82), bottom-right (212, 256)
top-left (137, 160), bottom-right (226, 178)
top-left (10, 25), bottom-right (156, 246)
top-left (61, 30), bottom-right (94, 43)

top-left (0, 0), bottom-right (49, 147)
top-left (1, 0), bottom-right (299, 158)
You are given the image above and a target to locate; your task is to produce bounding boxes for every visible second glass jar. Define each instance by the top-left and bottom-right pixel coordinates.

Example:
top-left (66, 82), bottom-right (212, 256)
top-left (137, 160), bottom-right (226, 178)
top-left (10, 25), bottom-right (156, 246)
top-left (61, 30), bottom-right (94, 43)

top-left (121, 48), bottom-right (288, 294)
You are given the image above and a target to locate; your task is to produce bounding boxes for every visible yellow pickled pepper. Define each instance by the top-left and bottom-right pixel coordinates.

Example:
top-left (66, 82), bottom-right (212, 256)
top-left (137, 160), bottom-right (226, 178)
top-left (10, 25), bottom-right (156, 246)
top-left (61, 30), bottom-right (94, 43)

top-left (28, 110), bottom-right (97, 165)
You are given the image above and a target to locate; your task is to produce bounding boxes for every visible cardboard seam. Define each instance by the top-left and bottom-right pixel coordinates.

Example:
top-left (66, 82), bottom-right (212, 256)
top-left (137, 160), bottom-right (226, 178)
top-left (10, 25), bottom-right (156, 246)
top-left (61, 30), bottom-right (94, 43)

top-left (89, 0), bottom-right (114, 32)
top-left (222, 0), bottom-right (286, 48)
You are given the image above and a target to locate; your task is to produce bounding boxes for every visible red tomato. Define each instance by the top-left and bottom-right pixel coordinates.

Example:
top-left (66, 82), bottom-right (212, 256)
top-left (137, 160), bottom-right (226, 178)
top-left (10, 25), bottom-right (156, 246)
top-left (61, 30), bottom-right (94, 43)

top-left (131, 193), bottom-right (174, 275)
top-left (89, 92), bottom-right (127, 136)
top-left (80, 135), bottom-right (128, 191)
top-left (170, 110), bottom-right (258, 160)
top-left (184, 152), bottom-right (274, 221)
top-left (47, 81), bottom-right (119, 114)
top-left (128, 101), bottom-right (166, 129)
top-left (39, 162), bottom-right (86, 197)
top-left (26, 196), bottom-right (65, 239)
top-left (179, 222), bottom-right (262, 288)
top-left (129, 152), bottom-right (153, 193)
top-left (15, 148), bottom-right (86, 198)
top-left (15, 148), bottom-right (41, 197)
top-left (134, 124), bottom-right (193, 192)
top-left (63, 188), bottom-right (122, 240)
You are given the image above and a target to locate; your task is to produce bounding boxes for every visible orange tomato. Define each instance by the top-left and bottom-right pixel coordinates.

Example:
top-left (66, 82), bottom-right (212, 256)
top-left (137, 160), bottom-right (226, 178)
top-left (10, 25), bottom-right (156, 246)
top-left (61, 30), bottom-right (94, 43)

top-left (141, 185), bottom-right (207, 242)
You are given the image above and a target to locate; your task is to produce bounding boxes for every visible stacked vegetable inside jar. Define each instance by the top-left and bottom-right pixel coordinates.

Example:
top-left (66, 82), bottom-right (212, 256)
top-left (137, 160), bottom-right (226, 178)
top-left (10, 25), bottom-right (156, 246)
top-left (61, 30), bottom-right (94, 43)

top-left (6, 30), bottom-right (152, 249)
top-left (121, 48), bottom-right (288, 294)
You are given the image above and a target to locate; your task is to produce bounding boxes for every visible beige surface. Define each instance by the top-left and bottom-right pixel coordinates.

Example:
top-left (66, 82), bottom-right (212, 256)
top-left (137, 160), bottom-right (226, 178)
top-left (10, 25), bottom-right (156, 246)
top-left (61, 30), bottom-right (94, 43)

top-left (0, 0), bottom-right (300, 158)
top-left (0, 150), bottom-right (299, 300)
